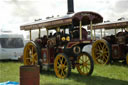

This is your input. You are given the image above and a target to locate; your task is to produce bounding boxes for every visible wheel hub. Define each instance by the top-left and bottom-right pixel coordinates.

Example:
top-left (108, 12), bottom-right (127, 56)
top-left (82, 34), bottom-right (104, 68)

top-left (99, 50), bottom-right (106, 56)
top-left (83, 62), bottom-right (87, 66)
top-left (61, 64), bottom-right (65, 69)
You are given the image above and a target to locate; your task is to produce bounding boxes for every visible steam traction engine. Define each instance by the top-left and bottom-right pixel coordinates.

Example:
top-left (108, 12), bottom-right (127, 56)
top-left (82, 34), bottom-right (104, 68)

top-left (20, 11), bottom-right (103, 78)
top-left (90, 21), bottom-right (128, 64)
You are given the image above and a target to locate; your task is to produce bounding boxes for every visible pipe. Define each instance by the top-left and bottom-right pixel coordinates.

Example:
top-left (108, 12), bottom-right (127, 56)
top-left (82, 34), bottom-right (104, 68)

top-left (67, 0), bottom-right (74, 14)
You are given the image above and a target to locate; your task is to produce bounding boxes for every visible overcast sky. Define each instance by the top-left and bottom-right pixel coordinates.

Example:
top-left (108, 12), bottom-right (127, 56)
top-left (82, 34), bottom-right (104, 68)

top-left (0, 0), bottom-right (128, 31)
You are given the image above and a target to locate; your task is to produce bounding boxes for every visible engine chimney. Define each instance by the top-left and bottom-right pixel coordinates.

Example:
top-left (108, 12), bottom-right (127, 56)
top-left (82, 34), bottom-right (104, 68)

top-left (67, 0), bottom-right (74, 14)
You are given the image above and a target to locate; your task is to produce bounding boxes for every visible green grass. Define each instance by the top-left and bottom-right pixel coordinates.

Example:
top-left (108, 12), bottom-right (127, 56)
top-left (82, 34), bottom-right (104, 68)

top-left (0, 61), bottom-right (128, 85)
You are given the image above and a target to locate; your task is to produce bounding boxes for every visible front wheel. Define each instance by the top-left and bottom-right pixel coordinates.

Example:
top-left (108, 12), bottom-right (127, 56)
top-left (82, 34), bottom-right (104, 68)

top-left (76, 52), bottom-right (94, 76)
top-left (54, 53), bottom-right (71, 79)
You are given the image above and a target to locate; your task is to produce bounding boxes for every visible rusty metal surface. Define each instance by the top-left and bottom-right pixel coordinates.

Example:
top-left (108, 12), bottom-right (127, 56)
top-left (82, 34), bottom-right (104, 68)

top-left (20, 65), bottom-right (40, 85)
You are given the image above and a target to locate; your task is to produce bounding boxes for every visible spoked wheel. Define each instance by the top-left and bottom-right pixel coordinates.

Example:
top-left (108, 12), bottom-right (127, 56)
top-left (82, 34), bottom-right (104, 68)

top-left (54, 53), bottom-right (71, 79)
top-left (92, 39), bottom-right (111, 64)
top-left (126, 53), bottom-right (128, 64)
top-left (24, 41), bottom-right (41, 65)
top-left (76, 52), bottom-right (94, 76)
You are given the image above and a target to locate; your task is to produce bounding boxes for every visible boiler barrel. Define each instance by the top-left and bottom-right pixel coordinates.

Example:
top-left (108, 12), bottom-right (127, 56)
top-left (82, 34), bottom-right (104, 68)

top-left (20, 65), bottom-right (40, 85)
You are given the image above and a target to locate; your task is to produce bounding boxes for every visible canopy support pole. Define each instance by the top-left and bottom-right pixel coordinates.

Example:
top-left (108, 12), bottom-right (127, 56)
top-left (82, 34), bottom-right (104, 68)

top-left (122, 28), bottom-right (124, 32)
top-left (46, 29), bottom-right (48, 38)
top-left (80, 20), bottom-right (82, 40)
top-left (29, 30), bottom-right (32, 41)
top-left (39, 28), bottom-right (41, 38)
top-left (90, 20), bottom-right (93, 40)
top-left (115, 28), bottom-right (117, 36)
top-left (94, 29), bottom-right (96, 40)
top-left (104, 29), bottom-right (106, 37)
top-left (100, 29), bottom-right (102, 39)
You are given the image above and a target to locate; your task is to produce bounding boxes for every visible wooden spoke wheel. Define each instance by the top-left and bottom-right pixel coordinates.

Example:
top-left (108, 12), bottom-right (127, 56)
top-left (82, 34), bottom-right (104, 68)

top-left (76, 52), bottom-right (94, 76)
top-left (54, 53), bottom-right (71, 79)
top-left (126, 53), bottom-right (128, 64)
top-left (92, 39), bottom-right (111, 64)
top-left (24, 41), bottom-right (39, 65)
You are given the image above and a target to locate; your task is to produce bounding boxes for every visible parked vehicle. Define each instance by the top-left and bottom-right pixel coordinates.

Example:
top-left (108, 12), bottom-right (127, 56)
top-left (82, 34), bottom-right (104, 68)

top-left (88, 20), bottom-right (128, 64)
top-left (0, 31), bottom-right (24, 60)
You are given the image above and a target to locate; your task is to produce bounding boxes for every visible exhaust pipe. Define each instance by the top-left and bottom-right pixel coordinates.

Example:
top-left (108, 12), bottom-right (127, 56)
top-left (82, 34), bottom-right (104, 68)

top-left (67, 0), bottom-right (74, 14)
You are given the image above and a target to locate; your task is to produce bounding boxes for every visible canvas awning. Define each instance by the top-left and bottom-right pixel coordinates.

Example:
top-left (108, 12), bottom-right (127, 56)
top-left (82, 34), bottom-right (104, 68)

top-left (20, 11), bottom-right (103, 31)
top-left (88, 20), bottom-right (128, 30)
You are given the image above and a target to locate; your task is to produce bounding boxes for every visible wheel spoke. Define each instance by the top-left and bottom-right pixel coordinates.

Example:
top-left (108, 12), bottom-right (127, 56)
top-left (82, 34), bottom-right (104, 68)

top-left (57, 60), bottom-right (60, 65)
top-left (98, 43), bottom-right (101, 49)
top-left (82, 66), bottom-right (85, 72)
top-left (103, 50), bottom-right (108, 54)
top-left (80, 58), bottom-right (84, 63)
top-left (27, 47), bottom-right (31, 52)
top-left (32, 47), bottom-right (34, 54)
top-left (104, 55), bottom-right (108, 60)
top-left (97, 45), bottom-right (101, 50)
top-left (63, 59), bottom-right (66, 65)
top-left (61, 69), bottom-right (64, 76)
top-left (95, 48), bottom-right (100, 51)
top-left (59, 57), bottom-right (62, 64)
top-left (84, 55), bottom-right (86, 62)
top-left (86, 65), bottom-right (90, 70)
top-left (96, 55), bottom-right (101, 59)
top-left (96, 51), bottom-right (100, 54)
top-left (102, 44), bottom-right (105, 49)
top-left (33, 53), bottom-right (36, 57)
top-left (82, 55), bottom-right (84, 62)
top-left (64, 66), bottom-right (68, 71)
top-left (80, 65), bottom-right (83, 69)
top-left (85, 56), bottom-right (89, 62)
top-left (61, 57), bottom-right (64, 64)
top-left (26, 58), bottom-right (31, 60)
top-left (99, 43), bottom-right (102, 49)
top-left (56, 65), bottom-right (59, 69)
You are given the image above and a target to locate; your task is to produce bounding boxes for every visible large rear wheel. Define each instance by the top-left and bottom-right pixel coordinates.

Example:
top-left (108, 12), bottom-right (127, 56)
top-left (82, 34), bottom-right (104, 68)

top-left (23, 41), bottom-right (42, 67)
top-left (54, 53), bottom-right (71, 79)
top-left (92, 39), bottom-right (111, 64)
top-left (76, 52), bottom-right (94, 76)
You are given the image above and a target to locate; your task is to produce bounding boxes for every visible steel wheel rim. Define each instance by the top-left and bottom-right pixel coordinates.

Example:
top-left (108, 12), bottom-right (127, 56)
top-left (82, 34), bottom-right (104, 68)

top-left (24, 42), bottom-right (38, 65)
top-left (92, 40), bottom-right (110, 64)
top-left (77, 53), bottom-right (91, 75)
top-left (54, 54), bottom-right (68, 79)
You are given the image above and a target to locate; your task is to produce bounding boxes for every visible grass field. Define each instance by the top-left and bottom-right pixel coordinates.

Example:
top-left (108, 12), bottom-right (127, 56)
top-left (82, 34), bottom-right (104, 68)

top-left (0, 61), bottom-right (128, 85)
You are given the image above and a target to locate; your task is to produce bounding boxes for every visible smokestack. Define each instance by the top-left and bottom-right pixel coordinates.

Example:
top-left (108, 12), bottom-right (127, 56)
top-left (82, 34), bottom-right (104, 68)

top-left (67, 0), bottom-right (74, 14)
